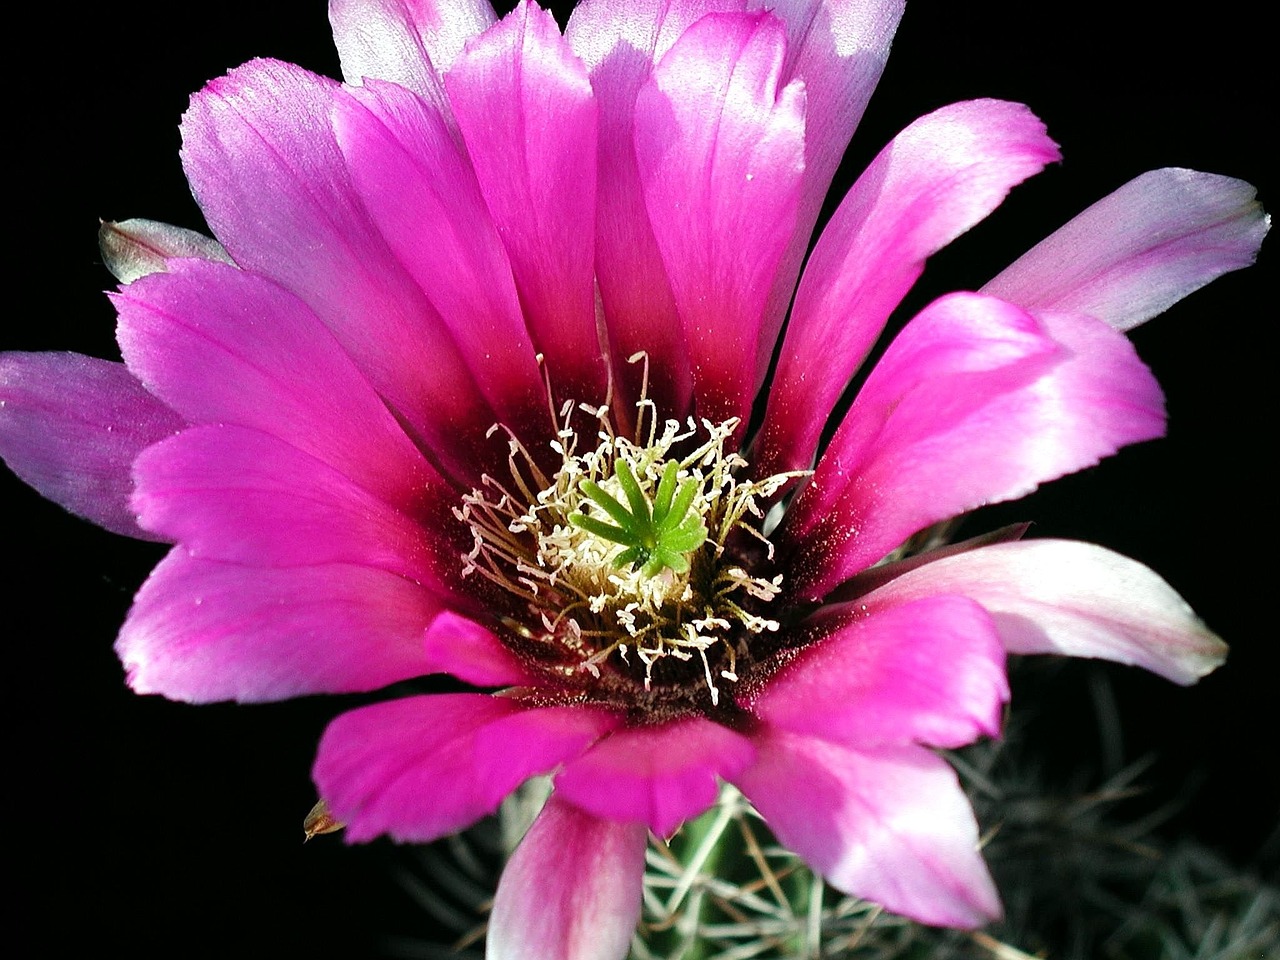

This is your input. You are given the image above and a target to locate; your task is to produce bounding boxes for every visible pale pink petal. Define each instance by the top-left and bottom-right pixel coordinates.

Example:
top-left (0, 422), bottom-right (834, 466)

top-left (635, 11), bottom-right (805, 430)
top-left (824, 523), bottom-right (1031, 604)
top-left (984, 168), bottom-right (1270, 331)
top-left (314, 695), bottom-right (618, 842)
top-left (489, 794), bottom-right (647, 960)
top-left (758, 99), bottom-right (1060, 475)
top-left (422, 611), bottom-right (538, 687)
top-left (118, 548), bottom-right (439, 702)
top-left (567, 0), bottom-right (743, 68)
top-left (330, 0), bottom-right (442, 100)
top-left (131, 426), bottom-right (455, 593)
top-left (445, 2), bottom-right (606, 406)
top-left (783, 295), bottom-right (1165, 599)
top-left (0, 352), bottom-right (183, 540)
top-left (860, 539), bottom-right (1228, 684)
top-left (745, 0), bottom-right (906, 387)
top-left (555, 718), bottom-right (755, 835)
top-left (761, 0), bottom-right (904, 209)
top-left (736, 732), bottom-right (1001, 927)
top-left (333, 79), bottom-right (548, 436)
top-left (114, 259), bottom-right (445, 516)
top-left (748, 595), bottom-right (1007, 749)
top-left (180, 59), bottom-right (500, 478)
top-left (99, 218), bottom-right (233, 284)
top-left (328, 0), bottom-right (496, 115)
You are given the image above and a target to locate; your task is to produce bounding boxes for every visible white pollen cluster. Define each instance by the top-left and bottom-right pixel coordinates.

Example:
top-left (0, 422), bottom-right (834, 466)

top-left (455, 392), bottom-right (801, 704)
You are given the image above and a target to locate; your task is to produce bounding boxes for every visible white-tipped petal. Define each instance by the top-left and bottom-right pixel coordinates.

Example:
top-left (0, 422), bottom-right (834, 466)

top-left (864, 539), bottom-right (1227, 684)
top-left (488, 794), bottom-right (647, 960)
top-left (99, 218), bottom-right (233, 284)
top-left (984, 168), bottom-right (1269, 331)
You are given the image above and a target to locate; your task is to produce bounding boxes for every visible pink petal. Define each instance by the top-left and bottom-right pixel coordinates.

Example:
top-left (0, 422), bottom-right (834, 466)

top-left (489, 793), bottom-right (647, 960)
top-left (568, 0), bottom-right (907, 407)
top-left (555, 718), bottom-right (755, 835)
top-left (98, 218), bottom-right (233, 284)
top-left (118, 548), bottom-right (439, 702)
top-left (747, 0), bottom-right (906, 388)
top-left (860, 539), bottom-right (1228, 684)
top-left (313, 694), bottom-right (619, 842)
top-left (333, 79), bottom-right (549, 437)
top-left (445, 2), bottom-right (607, 407)
top-left (114, 259), bottom-right (444, 516)
top-left (783, 294), bottom-right (1165, 599)
top-left (634, 10), bottom-right (805, 431)
top-left (735, 732), bottom-right (1001, 927)
top-left (131, 426), bottom-right (456, 594)
top-left (783, 290), bottom-right (1059, 578)
top-left (473, 706), bottom-right (624, 807)
top-left (984, 168), bottom-right (1270, 331)
top-left (179, 59), bottom-right (500, 480)
top-left (748, 595), bottom-right (1007, 749)
top-left (315, 694), bottom-right (513, 842)
top-left (422, 611), bottom-right (538, 687)
top-left (0, 352), bottom-right (183, 540)
top-left (758, 99), bottom-right (1060, 476)
top-left (328, 0), bottom-right (495, 115)
top-left (565, 0), bottom-right (724, 419)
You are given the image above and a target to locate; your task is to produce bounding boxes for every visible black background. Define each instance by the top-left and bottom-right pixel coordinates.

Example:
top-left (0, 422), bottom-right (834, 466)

top-left (7, 1), bottom-right (1274, 955)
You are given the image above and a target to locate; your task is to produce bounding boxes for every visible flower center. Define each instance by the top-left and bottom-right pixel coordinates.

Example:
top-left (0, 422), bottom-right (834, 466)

top-left (456, 397), bottom-right (796, 711)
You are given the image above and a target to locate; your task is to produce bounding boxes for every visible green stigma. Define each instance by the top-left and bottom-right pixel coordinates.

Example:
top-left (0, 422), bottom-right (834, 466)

top-left (571, 460), bottom-right (708, 578)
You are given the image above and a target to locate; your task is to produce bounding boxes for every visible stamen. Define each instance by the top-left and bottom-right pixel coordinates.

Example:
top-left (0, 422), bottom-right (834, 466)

top-left (459, 382), bottom-right (805, 703)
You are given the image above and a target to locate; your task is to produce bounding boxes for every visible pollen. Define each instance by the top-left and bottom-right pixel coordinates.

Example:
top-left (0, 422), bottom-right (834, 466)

top-left (454, 390), bottom-right (799, 706)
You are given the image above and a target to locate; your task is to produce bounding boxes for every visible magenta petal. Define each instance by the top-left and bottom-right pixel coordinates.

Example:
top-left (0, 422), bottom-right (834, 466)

top-left (736, 732), bottom-right (1001, 927)
top-left (489, 794), bottom-right (647, 960)
top-left (784, 291), bottom-right (1057, 580)
top-left (758, 99), bottom-right (1060, 475)
top-left (329, 0), bottom-right (495, 112)
top-left (114, 259), bottom-right (443, 515)
top-left (984, 168), bottom-right (1270, 331)
top-left (635, 11), bottom-right (805, 430)
top-left (315, 694), bottom-right (516, 842)
top-left (569, 1), bottom-right (907, 406)
top-left (784, 295), bottom-right (1165, 599)
top-left (565, 0), bottom-right (716, 419)
top-left (862, 539), bottom-right (1228, 684)
top-left (445, 2), bottom-right (606, 406)
top-left (118, 548), bottom-right (438, 702)
top-left (0, 352), bottom-right (183, 540)
top-left (180, 59), bottom-right (499, 477)
top-left (555, 718), bottom-right (755, 835)
top-left (749, 595), bottom-right (1007, 749)
top-left (472, 707), bottom-right (623, 807)
top-left (132, 426), bottom-right (454, 592)
top-left (314, 695), bottom-right (617, 842)
top-left (334, 79), bottom-right (547, 435)
top-left (422, 611), bottom-right (537, 687)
